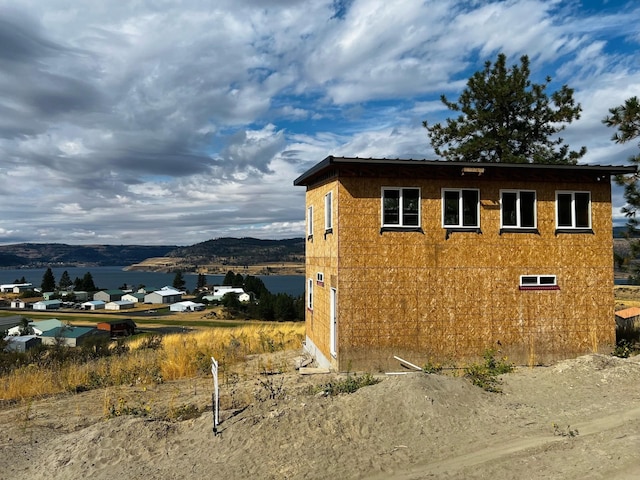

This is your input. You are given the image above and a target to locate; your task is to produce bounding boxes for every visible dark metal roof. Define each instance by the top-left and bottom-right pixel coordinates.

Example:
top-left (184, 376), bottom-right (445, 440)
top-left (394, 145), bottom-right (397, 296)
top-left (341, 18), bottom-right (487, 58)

top-left (293, 156), bottom-right (637, 186)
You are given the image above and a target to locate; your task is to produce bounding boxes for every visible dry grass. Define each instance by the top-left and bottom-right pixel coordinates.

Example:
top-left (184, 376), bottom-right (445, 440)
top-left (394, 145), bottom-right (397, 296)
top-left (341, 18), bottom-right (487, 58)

top-left (1, 323), bottom-right (304, 402)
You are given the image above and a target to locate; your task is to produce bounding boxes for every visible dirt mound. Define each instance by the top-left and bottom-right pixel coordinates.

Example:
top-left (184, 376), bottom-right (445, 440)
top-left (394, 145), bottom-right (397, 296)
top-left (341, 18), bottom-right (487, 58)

top-left (3, 352), bottom-right (640, 479)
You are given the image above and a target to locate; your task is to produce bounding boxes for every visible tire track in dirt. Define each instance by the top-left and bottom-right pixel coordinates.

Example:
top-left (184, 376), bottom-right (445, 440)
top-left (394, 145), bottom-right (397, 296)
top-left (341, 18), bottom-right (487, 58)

top-left (374, 404), bottom-right (640, 479)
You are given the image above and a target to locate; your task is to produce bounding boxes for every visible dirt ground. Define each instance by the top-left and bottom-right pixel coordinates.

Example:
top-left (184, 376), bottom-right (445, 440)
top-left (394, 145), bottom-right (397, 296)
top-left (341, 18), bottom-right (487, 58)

top-left (2, 348), bottom-right (640, 480)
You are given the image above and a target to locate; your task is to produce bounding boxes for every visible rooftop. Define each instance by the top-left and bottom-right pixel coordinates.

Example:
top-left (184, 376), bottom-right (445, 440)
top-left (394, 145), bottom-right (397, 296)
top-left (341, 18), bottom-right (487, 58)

top-left (294, 156), bottom-right (637, 187)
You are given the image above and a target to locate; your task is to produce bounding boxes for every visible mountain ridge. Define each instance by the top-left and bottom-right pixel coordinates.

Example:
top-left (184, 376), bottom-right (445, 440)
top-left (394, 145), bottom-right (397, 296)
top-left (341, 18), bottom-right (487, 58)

top-left (0, 238), bottom-right (305, 270)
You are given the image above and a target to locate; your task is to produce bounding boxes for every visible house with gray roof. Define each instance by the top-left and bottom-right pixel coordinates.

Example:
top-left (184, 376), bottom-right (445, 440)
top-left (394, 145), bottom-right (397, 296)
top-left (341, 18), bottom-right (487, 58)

top-left (40, 326), bottom-right (108, 347)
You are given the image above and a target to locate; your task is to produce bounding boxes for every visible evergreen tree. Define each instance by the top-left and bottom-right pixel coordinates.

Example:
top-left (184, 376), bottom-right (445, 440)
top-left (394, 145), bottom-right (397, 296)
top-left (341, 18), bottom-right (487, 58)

top-left (59, 270), bottom-right (73, 290)
top-left (222, 270), bottom-right (235, 286)
top-left (603, 96), bottom-right (640, 282)
top-left (196, 273), bottom-right (207, 290)
top-left (41, 267), bottom-right (56, 292)
top-left (81, 272), bottom-right (97, 291)
top-left (172, 270), bottom-right (186, 290)
top-left (424, 53), bottom-right (586, 164)
top-left (233, 273), bottom-right (244, 287)
top-left (244, 275), bottom-right (269, 299)
top-left (18, 317), bottom-right (34, 336)
top-left (221, 292), bottom-right (241, 312)
top-left (273, 293), bottom-right (296, 321)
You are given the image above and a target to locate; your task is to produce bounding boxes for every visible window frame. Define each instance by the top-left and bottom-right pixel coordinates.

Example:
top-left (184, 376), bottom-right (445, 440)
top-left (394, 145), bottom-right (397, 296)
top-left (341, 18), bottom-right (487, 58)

top-left (381, 187), bottom-right (421, 228)
top-left (324, 191), bottom-right (333, 233)
top-left (519, 274), bottom-right (559, 291)
top-left (500, 189), bottom-right (537, 230)
top-left (307, 278), bottom-right (314, 310)
top-left (555, 190), bottom-right (592, 230)
top-left (441, 188), bottom-right (480, 228)
top-left (307, 205), bottom-right (313, 239)
top-left (316, 272), bottom-right (324, 286)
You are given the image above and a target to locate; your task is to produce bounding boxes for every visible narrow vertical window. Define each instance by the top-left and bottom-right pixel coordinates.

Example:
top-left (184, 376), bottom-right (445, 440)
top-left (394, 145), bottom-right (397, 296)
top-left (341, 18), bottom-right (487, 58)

top-left (307, 205), bottom-right (313, 238)
top-left (307, 278), bottom-right (313, 310)
top-left (324, 192), bottom-right (333, 232)
top-left (556, 191), bottom-right (591, 229)
top-left (442, 189), bottom-right (480, 228)
top-left (382, 187), bottom-right (421, 227)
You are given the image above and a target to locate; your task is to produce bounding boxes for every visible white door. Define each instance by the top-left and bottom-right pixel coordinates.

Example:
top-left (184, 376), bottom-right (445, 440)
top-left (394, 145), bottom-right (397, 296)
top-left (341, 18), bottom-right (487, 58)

top-left (330, 287), bottom-right (337, 357)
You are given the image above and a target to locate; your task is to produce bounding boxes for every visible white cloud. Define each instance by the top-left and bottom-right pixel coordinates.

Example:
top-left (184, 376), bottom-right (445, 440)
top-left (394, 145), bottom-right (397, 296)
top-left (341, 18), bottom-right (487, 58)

top-left (0, 0), bottom-right (636, 245)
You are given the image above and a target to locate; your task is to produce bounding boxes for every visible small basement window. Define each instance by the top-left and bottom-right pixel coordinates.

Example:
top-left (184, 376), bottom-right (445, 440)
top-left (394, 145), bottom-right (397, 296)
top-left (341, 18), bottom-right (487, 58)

top-left (519, 275), bottom-right (559, 290)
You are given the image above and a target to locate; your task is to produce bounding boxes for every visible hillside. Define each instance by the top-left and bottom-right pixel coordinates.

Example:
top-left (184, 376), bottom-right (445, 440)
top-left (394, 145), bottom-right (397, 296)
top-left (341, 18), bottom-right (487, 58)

top-left (0, 244), bottom-right (177, 268)
top-left (128, 237), bottom-right (305, 274)
top-left (0, 238), bottom-right (305, 273)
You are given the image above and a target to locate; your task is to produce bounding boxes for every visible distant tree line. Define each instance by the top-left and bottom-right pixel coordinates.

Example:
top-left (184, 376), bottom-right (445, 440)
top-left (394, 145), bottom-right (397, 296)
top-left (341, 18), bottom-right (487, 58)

top-left (39, 267), bottom-right (98, 292)
top-left (204, 270), bottom-right (304, 322)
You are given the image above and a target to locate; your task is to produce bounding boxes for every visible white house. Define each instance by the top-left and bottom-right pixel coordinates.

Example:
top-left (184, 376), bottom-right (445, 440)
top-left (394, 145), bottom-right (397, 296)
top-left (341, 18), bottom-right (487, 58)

top-left (144, 287), bottom-right (183, 304)
top-left (105, 300), bottom-right (135, 311)
top-left (33, 300), bottom-right (62, 310)
top-left (0, 283), bottom-right (32, 293)
top-left (81, 300), bottom-right (106, 310)
top-left (122, 293), bottom-right (145, 303)
top-left (208, 286), bottom-right (250, 302)
top-left (7, 319), bottom-right (64, 336)
top-left (11, 299), bottom-right (26, 309)
top-left (170, 301), bottom-right (205, 312)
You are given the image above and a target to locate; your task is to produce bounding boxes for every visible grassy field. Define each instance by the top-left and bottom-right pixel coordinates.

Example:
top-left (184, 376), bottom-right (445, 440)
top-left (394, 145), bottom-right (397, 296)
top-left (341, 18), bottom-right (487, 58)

top-left (1, 322), bottom-right (305, 402)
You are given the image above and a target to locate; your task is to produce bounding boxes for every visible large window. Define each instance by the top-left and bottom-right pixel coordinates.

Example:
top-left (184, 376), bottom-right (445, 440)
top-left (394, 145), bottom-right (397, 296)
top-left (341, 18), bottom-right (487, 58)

top-left (442, 189), bottom-right (480, 228)
top-left (382, 187), bottom-right (420, 227)
top-left (324, 192), bottom-right (333, 232)
top-left (501, 190), bottom-right (536, 228)
top-left (556, 191), bottom-right (591, 229)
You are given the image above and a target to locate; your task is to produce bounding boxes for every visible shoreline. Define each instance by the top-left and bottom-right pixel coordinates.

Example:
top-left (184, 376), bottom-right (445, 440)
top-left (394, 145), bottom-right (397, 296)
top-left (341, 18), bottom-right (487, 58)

top-left (125, 257), bottom-right (305, 276)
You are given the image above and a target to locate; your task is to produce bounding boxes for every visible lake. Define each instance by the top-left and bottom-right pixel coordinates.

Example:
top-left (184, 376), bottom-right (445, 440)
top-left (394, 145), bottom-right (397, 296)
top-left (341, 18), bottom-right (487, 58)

top-left (0, 266), bottom-right (305, 296)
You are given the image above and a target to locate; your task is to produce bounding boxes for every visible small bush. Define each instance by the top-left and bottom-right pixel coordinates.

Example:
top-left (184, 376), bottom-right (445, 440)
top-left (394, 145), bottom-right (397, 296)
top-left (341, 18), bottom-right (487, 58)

top-left (464, 349), bottom-right (514, 393)
top-left (314, 373), bottom-right (380, 396)
top-left (552, 422), bottom-right (579, 437)
top-left (166, 403), bottom-right (201, 422)
top-left (423, 360), bottom-right (443, 374)
top-left (612, 340), bottom-right (635, 358)
top-left (104, 397), bottom-right (151, 419)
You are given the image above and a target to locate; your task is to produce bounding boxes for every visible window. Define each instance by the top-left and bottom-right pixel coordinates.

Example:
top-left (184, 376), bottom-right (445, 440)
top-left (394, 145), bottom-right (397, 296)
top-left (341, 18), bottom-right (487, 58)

top-left (556, 191), bottom-right (591, 229)
top-left (307, 278), bottom-right (313, 310)
top-left (307, 206), bottom-right (313, 238)
top-left (382, 187), bottom-right (420, 227)
top-left (316, 272), bottom-right (324, 286)
top-left (324, 192), bottom-right (333, 232)
top-left (519, 275), bottom-right (558, 290)
top-left (442, 189), bottom-right (480, 227)
top-left (501, 190), bottom-right (536, 228)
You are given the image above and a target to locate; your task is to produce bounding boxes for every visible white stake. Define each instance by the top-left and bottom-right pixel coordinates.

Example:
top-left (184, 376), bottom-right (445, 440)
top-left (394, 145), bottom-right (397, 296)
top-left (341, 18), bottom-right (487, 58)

top-left (211, 356), bottom-right (219, 434)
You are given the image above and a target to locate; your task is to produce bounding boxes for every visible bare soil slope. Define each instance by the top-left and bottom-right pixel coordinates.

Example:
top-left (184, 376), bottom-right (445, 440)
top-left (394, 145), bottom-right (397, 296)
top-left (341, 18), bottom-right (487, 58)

top-left (2, 352), bottom-right (640, 480)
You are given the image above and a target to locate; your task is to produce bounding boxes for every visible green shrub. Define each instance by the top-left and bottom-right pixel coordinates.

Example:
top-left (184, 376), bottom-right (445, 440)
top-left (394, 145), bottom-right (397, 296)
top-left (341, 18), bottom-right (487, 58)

top-left (423, 360), bottom-right (443, 374)
top-left (314, 373), bottom-right (380, 396)
top-left (612, 340), bottom-right (636, 358)
top-left (464, 349), bottom-right (514, 393)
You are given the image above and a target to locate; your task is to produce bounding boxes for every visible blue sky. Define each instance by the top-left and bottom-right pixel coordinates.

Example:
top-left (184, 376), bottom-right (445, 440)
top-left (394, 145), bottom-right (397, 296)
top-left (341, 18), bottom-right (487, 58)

top-left (0, 0), bottom-right (638, 245)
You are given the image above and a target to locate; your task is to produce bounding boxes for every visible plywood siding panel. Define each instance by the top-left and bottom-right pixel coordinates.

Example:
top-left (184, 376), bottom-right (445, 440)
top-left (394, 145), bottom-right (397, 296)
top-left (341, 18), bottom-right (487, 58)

top-left (304, 170), bottom-right (616, 371)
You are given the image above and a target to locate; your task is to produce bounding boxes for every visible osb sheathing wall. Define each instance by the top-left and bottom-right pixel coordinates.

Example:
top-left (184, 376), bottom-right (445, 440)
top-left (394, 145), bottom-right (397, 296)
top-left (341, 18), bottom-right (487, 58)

top-left (306, 172), bottom-right (616, 372)
top-left (305, 179), bottom-right (340, 369)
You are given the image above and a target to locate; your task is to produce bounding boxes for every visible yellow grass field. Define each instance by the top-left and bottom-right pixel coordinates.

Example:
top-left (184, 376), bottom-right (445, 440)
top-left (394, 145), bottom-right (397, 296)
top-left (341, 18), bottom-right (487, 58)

top-left (1, 323), bottom-right (304, 402)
